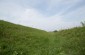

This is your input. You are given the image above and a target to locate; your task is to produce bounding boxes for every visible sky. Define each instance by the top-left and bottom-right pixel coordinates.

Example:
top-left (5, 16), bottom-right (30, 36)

top-left (0, 0), bottom-right (85, 31)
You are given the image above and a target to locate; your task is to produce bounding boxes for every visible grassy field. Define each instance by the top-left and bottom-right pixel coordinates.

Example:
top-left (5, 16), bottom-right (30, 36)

top-left (0, 20), bottom-right (85, 55)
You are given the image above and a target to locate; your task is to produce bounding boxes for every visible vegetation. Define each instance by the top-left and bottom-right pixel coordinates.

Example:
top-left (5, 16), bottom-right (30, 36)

top-left (81, 21), bottom-right (85, 27)
top-left (53, 30), bottom-right (58, 32)
top-left (0, 20), bottom-right (85, 55)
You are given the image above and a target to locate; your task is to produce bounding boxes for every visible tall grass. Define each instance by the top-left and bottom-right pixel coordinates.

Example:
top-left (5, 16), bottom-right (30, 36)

top-left (0, 20), bottom-right (85, 55)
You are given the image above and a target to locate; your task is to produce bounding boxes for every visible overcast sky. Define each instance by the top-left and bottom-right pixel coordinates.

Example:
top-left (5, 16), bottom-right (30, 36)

top-left (0, 0), bottom-right (85, 31)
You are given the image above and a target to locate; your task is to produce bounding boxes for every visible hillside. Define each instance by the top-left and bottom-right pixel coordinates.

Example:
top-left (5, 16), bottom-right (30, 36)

top-left (53, 27), bottom-right (85, 55)
top-left (0, 20), bottom-right (85, 55)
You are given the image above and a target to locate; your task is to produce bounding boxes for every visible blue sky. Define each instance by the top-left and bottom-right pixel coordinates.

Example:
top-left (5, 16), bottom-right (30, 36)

top-left (0, 0), bottom-right (85, 31)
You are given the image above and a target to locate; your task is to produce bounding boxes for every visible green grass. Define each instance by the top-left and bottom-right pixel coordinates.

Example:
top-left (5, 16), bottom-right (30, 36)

top-left (0, 20), bottom-right (85, 55)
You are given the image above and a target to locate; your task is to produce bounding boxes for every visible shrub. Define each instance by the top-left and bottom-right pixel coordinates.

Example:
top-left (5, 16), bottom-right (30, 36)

top-left (81, 21), bottom-right (85, 27)
top-left (53, 30), bottom-right (58, 32)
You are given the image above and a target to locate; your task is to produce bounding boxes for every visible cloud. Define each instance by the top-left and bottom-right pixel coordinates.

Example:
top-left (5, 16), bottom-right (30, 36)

top-left (62, 6), bottom-right (85, 22)
top-left (0, 0), bottom-right (85, 31)
top-left (11, 8), bottom-right (64, 31)
top-left (43, 0), bottom-right (82, 15)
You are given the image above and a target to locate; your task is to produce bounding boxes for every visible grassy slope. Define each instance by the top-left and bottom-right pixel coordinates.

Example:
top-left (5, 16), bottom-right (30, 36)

top-left (0, 20), bottom-right (85, 55)
top-left (53, 27), bottom-right (85, 55)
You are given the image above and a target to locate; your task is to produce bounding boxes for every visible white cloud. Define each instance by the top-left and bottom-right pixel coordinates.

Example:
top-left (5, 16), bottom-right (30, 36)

top-left (0, 0), bottom-right (84, 31)
top-left (13, 8), bottom-right (64, 31)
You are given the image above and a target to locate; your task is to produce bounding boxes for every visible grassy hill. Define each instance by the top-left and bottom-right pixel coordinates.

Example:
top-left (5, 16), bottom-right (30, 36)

top-left (0, 20), bottom-right (85, 55)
